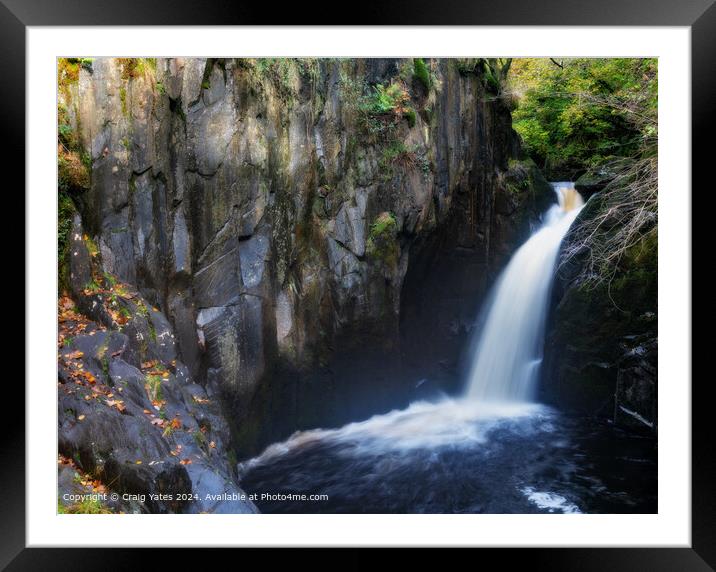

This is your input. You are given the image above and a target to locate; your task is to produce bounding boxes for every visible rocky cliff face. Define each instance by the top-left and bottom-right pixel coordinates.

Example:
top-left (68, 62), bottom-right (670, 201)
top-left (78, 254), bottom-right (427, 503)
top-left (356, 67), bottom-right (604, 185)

top-left (542, 194), bottom-right (657, 433)
top-left (60, 58), bottom-right (553, 458)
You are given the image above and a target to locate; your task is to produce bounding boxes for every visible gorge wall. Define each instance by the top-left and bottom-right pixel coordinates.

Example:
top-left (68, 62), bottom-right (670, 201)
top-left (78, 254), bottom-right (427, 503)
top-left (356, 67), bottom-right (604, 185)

top-left (542, 190), bottom-right (658, 433)
top-left (60, 58), bottom-right (554, 459)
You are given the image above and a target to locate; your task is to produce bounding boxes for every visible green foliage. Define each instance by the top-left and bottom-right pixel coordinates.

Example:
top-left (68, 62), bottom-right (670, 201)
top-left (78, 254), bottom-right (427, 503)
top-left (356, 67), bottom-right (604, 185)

top-left (118, 58), bottom-right (139, 79)
top-left (146, 374), bottom-right (164, 402)
top-left (193, 429), bottom-right (207, 447)
top-left (380, 141), bottom-right (415, 176)
top-left (483, 65), bottom-right (500, 93)
top-left (481, 58), bottom-right (512, 95)
top-left (508, 58), bottom-right (657, 179)
top-left (454, 58), bottom-right (480, 75)
top-left (57, 90), bottom-right (90, 293)
top-left (57, 58), bottom-right (93, 103)
top-left (84, 278), bottom-right (101, 294)
top-left (338, 67), bottom-right (424, 184)
top-left (57, 59), bottom-right (80, 101)
top-left (341, 76), bottom-right (417, 143)
top-left (84, 235), bottom-right (99, 258)
top-left (367, 212), bottom-right (399, 268)
top-left (370, 212), bottom-right (397, 236)
top-left (58, 123), bottom-right (74, 145)
top-left (58, 150), bottom-right (90, 192)
top-left (119, 86), bottom-right (127, 115)
top-left (135, 300), bottom-right (149, 318)
top-left (249, 58), bottom-right (319, 102)
top-left (63, 497), bottom-right (113, 514)
top-left (57, 192), bottom-right (75, 256)
top-left (148, 317), bottom-right (157, 342)
top-left (103, 272), bottom-right (117, 287)
top-left (367, 82), bottom-right (411, 115)
top-left (118, 58), bottom-right (155, 81)
top-left (413, 58), bottom-right (431, 90)
top-left (58, 191), bottom-right (76, 292)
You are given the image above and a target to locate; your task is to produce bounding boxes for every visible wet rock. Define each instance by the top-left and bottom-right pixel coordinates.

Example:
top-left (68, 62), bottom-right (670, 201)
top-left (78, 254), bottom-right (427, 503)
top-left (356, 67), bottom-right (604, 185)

top-left (333, 203), bottom-right (366, 257)
top-left (196, 296), bottom-right (267, 399)
top-left (575, 163), bottom-right (618, 198)
top-left (68, 214), bottom-right (92, 299)
top-left (275, 290), bottom-right (294, 348)
top-left (59, 331), bottom-right (129, 385)
top-left (238, 229), bottom-right (271, 292)
top-left (171, 209), bottom-right (191, 276)
top-left (58, 318), bottom-right (256, 514)
top-left (58, 388), bottom-right (189, 512)
top-left (614, 337), bottom-right (657, 431)
top-left (181, 58), bottom-right (208, 112)
top-left (167, 290), bottom-right (201, 375)
top-left (99, 211), bottom-right (136, 284)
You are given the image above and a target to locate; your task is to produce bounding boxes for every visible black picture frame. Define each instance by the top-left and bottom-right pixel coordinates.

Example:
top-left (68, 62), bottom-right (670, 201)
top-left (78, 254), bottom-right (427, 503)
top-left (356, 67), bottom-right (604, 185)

top-left (9, 0), bottom-right (709, 568)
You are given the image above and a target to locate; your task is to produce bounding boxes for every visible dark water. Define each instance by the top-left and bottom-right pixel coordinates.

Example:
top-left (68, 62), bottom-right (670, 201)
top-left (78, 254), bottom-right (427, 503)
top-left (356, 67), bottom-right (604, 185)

top-left (238, 399), bottom-right (656, 514)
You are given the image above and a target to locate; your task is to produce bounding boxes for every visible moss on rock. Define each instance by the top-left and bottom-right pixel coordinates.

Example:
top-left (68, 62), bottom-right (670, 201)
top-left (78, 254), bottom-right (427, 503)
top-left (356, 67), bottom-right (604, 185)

top-left (366, 212), bottom-right (399, 268)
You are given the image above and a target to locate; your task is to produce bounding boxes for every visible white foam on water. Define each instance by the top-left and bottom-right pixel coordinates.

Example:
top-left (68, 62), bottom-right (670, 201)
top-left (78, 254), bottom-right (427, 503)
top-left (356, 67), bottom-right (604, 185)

top-left (520, 486), bottom-right (582, 514)
top-left (239, 398), bottom-right (547, 474)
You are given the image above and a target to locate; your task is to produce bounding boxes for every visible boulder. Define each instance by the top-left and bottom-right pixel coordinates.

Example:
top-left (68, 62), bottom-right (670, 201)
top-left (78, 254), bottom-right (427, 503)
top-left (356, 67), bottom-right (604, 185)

top-left (575, 163), bottom-right (619, 198)
top-left (58, 317), bottom-right (257, 513)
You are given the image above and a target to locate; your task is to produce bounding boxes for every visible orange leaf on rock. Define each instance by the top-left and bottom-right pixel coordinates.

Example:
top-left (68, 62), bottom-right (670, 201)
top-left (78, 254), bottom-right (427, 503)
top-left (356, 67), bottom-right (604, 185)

top-left (106, 399), bottom-right (126, 412)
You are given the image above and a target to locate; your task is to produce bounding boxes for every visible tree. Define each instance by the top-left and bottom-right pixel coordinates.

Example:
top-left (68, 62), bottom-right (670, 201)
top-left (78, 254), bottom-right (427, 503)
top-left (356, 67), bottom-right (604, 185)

top-left (507, 58), bottom-right (657, 180)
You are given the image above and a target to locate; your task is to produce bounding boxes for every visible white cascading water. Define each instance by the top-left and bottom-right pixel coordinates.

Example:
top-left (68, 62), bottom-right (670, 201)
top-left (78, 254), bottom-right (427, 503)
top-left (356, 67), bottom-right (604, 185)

top-left (239, 185), bottom-right (589, 515)
top-left (465, 183), bottom-right (584, 402)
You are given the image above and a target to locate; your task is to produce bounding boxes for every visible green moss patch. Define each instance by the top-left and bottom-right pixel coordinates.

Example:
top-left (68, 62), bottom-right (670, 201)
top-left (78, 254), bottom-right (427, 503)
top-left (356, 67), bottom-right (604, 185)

top-left (367, 212), bottom-right (399, 268)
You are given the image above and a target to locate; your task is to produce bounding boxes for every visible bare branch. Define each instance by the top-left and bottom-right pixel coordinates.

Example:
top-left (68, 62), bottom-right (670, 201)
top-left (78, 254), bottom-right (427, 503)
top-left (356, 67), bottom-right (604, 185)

top-left (557, 155), bottom-right (657, 291)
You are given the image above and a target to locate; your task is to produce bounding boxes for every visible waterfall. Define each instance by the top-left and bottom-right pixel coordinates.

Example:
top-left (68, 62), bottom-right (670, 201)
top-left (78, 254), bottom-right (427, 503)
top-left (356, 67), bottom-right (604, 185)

top-left (465, 183), bottom-right (584, 402)
top-left (238, 184), bottom-right (658, 516)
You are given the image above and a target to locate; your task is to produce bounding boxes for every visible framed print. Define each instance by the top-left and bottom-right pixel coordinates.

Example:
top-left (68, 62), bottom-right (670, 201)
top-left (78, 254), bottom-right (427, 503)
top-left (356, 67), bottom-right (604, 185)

top-left (10, 0), bottom-right (709, 567)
